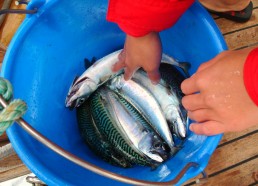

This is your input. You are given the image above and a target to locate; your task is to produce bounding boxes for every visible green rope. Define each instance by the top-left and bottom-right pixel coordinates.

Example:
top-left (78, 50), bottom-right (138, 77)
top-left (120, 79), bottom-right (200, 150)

top-left (0, 77), bottom-right (27, 136)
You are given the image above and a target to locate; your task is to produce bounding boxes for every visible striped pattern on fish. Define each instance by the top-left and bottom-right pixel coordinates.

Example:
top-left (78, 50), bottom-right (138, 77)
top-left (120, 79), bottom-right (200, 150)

top-left (90, 89), bottom-right (156, 167)
top-left (104, 87), bottom-right (169, 163)
top-left (107, 74), bottom-right (177, 154)
top-left (76, 99), bottom-right (132, 168)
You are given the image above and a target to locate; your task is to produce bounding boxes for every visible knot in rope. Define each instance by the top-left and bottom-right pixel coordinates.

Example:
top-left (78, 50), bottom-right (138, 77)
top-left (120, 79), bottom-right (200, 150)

top-left (0, 77), bottom-right (27, 135)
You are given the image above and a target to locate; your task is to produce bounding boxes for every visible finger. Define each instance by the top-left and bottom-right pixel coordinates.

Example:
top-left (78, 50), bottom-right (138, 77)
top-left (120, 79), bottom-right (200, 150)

top-left (187, 109), bottom-right (213, 123)
top-left (112, 60), bottom-right (126, 72)
top-left (189, 121), bottom-right (225, 136)
top-left (147, 70), bottom-right (160, 85)
top-left (181, 75), bottom-right (199, 95)
top-left (182, 93), bottom-right (206, 111)
top-left (124, 67), bottom-right (137, 81)
top-left (118, 49), bottom-right (125, 62)
top-left (112, 50), bottom-right (126, 72)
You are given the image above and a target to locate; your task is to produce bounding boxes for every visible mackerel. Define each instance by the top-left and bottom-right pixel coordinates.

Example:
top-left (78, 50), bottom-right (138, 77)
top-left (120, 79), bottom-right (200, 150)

top-left (76, 100), bottom-right (132, 168)
top-left (65, 50), bottom-right (190, 108)
top-left (90, 89), bottom-right (155, 167)
top-left (132, 69), bottom-right (187, 139)
top-left (105, 88), bottom-right (169, 162)
top-left (107, 74), bottom-right (176, 154)
top-left (66, 50), bottom-right (123, 108)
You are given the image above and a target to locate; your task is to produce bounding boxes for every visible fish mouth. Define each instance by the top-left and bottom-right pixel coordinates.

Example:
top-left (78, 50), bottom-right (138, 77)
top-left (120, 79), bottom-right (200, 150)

top-left (65, 87), bottom-right (78, 108)
top-left (65, 96), bottom-right (76, 108)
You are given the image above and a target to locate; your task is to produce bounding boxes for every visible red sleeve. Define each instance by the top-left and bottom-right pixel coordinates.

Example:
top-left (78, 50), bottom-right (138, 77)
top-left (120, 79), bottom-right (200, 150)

top-left (106, 0), bottom-right (195, 37)
top-left (244, 47), bottom-right (258, 106)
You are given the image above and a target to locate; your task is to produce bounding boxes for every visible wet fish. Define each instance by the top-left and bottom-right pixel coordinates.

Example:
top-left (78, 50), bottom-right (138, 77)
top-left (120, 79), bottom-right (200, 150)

top-left (90, 88), bottom-right (157, 167)
top-left (107, 74), bottom-right (177, 154)
top-left (76, 99), bottom-right (132, 168)
top-left (159, 63), bottom-right (189, 138)
top-left (132, 69), bottom-right (187, 139)
top-left (65, 50), bottom-right (123, 108)
top-left (65, 50), bottom-right (190, 109)
top-left (161, 54), bottom-right (191, 77)
top-left (104, 87), bottom-right (169, 163)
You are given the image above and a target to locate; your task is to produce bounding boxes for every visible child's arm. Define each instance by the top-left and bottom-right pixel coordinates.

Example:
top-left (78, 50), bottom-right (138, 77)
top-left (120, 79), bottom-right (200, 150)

top-left (107, 0), bottom-right (195, 83)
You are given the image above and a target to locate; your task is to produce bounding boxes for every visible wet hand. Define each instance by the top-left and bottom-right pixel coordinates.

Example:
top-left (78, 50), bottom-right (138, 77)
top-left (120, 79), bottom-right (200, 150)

top-left (181, 48), bottom-right (258, 136)
top-left (112, 32), bottom-right (162, 84)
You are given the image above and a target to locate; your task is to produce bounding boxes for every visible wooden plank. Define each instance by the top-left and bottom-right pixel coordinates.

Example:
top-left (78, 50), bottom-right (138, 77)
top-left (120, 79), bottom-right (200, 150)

top-left (0, 153), bottom-right (23, 173)
top-left (0, 165), bottom-right (30, 182)
top-left (252, 0), bottom-right (258, 7)
top-left (0, 132), bottom-right (8, 143)
top-left (184, 132), bottom-right (258, 185)
top-left (0, 150), bottom-right (29, 182)
top-left (219, 125), bottom-right (258, 144)
top-left (0, 44), bottom-right (6, 63)
top-left (223, 26), bottom-right (258, 50)
top-left (206, 132), bottom-right (258, 173)
top-left (0, 1), bottom-right (26, 48)
top-left (193, 156), bottom-right (258, 186)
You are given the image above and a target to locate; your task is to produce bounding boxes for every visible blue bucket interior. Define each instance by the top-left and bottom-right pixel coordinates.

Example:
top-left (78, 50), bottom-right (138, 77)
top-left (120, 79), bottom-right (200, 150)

top-left (2, 0), bottom-right (227, 185)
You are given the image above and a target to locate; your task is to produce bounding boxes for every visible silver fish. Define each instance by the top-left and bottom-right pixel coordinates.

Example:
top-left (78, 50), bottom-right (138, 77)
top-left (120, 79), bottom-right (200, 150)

top-left (107, 74), bottom-right (176, 153)
top-left (100, 87), bottom-right (168, 163)
top-left (65, 50), bottom-right (123, 108)
top-left (65, 49), bottom-right (190, 108)
top-left (132, 70), bottom-right (187, 138)
top-left (161, 54), bottom-right (191, 77)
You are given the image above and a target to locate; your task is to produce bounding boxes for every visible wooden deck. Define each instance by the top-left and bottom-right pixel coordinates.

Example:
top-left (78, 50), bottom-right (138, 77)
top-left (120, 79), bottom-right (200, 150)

top-left (0, 1), bottom-right (258, 185)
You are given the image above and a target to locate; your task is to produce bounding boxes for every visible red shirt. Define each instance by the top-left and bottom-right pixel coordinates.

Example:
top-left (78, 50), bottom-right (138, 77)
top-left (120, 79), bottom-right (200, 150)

top-left (244, 48), bottom-right (258, 106)
top-left (107, 0), bottom-right (195, 37)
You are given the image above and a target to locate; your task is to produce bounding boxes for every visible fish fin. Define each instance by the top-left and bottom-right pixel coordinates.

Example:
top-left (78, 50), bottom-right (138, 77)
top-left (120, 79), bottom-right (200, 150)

top-left (91, 57), bottom-right (97, 63)
top-left (84, 57), bottom-right (97, 69)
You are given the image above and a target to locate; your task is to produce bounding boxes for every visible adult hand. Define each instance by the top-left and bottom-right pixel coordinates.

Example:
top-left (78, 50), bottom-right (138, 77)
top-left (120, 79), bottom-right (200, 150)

top-left (181, 48), bottom-right (258, 136)
top-left (112, 32), bottom-right (162, 84)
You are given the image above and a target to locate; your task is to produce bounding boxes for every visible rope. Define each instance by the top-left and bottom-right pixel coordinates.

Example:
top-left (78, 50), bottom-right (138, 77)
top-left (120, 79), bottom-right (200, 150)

top-left (0, 77), bottom-right (27, 136)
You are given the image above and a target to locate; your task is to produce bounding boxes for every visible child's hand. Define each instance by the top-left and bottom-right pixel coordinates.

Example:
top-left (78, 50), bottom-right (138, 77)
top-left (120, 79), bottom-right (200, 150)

top-left (181, 48), bottom-right (258, 136)
top-left (112, 32), bottom-right (162, 84)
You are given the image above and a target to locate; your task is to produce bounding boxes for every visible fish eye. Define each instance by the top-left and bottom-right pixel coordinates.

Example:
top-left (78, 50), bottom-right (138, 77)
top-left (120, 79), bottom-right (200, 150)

top-left (77, 98), bottom-right (85, 106)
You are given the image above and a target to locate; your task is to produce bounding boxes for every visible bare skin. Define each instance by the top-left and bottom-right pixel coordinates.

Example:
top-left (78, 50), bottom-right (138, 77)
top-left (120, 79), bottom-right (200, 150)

top-left (112, 32), bottom-right (162, 84)
top-left (181, 47), bottom-right (258, 136)
top-left (199, 0), bottom-right (251, 12)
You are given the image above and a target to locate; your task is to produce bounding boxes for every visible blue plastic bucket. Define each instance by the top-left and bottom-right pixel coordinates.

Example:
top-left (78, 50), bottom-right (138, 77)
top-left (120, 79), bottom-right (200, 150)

top-left (2, 0), bottom-right (227, 185)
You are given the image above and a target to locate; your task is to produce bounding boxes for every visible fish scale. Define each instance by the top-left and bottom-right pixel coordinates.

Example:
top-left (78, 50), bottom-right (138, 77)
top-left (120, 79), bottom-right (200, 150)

top-left (115, 91), bottom-right (167, 145)
top-left (108, 75), bottom-right (176, 154)
top-left (105, 88), bottom-right (168, 163)
top-left (159, 63), bottom-right (189, 138)
top-left (76, 100), bottom-right (132, 168)
top-left (113, 91), bottom-right (170, 160)
top-left (90, 90), bottom-right (153, 167)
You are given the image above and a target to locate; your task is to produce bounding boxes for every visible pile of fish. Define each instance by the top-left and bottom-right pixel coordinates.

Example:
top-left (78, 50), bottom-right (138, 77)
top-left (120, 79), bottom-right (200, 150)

top-left (65, 50), bottom-right (190, 168)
